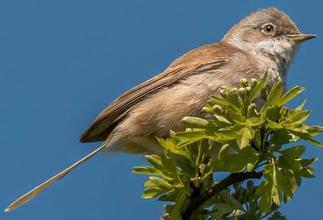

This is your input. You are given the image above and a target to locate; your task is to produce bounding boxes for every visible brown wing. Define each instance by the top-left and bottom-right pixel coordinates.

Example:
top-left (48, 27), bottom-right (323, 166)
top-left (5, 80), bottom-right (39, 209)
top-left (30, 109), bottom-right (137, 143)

top-left (80, 42), bottom-right (237, 142)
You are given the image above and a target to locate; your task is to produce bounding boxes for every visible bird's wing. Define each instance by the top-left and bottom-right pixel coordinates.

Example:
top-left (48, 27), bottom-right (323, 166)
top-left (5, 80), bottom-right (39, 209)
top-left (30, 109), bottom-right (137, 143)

top-left (80, 43), bottom-right (235, 142)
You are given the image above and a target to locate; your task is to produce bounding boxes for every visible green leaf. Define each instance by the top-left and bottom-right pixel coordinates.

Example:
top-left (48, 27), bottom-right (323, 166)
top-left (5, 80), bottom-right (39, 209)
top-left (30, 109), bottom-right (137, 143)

top-left (276, 169), bottom-right (293, 202)
top-left (268, 212), bottom-right (287, 220)
top-left (299, 167), bottom-right (316, 178)
top-left (284, 110), bottom-right (310, 126)
top-left (214, 113), bottom-right (232, 124)
top-left (266, 106), bottom-right (281, 122)
top-left (307, 138), bottom-right (323, 147)
top-left (278, 86), bottom-right (304, 106)
top-left (281, 146), bottom-right (305, 159)
top-left (267, 119), bottom-right (283, 129)
top-left (222, 147), bottom-right (259, 172)
top-left (261, 82), bottom-right (284, 112)
top-left (143, 187), bottom-right (164, 199)
top-left (295, 100), bottom-right (307, 111)
top-left (257, 181), bottom-right (272, 212)
top-left (237, 127), bottom-right (254, 149)
top-left (144, 177), bottom-right (173, 191)
top-left (156, 138), bottom-right (190, 159)
top-left (182, 116), bottom-right (210, 128)
top-left (271, 129), bottom-right (297, 145)
top-left (145, 155), bottom-right (164, 170)
top-left (249, 73), bottom-right (267, 102)
top-left (132, 166), bottom-right (163, 176)
top-left (169, 190), bottom-right (188, 220)
top-left (219, 190), bottom-right (244, 211)
top-left (299, 158), bottom-right (318, 166)
top-left (246, 116), bottom-right (265, 127)
top-left (174, 130), bottom-right (209, 147)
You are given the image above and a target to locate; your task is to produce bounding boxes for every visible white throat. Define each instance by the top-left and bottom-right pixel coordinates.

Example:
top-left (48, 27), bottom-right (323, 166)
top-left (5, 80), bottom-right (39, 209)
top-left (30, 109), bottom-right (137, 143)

top-left (227, 36), bottom-right (297, 83)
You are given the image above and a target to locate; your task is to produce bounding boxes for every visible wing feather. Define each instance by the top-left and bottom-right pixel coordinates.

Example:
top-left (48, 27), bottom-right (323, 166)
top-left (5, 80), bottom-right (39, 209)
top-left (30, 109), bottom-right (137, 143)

top-left (80, 42), bottom-right (234, 142)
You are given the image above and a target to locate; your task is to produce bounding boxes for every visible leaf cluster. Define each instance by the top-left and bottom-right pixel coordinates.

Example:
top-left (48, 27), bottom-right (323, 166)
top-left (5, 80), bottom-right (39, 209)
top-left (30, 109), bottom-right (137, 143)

top-left (133, 76), bottom-right (323, 220)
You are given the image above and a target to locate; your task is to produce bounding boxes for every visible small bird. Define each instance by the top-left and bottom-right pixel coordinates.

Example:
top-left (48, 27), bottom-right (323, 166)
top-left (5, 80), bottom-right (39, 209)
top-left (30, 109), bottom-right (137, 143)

top-left (6, 7), bottom-right (316, 212)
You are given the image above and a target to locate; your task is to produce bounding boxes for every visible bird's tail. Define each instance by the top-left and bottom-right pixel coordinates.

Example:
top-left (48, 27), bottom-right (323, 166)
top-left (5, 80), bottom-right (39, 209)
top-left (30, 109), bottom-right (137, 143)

top-left (5, 143), bottom-right (108, 212)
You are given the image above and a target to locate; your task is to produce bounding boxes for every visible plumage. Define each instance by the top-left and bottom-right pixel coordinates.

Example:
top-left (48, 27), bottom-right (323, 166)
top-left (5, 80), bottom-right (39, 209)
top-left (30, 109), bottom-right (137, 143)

top-left (80, 43), bottom-right (235, 143)
top-left (5, 7), bottom-right (315, 212)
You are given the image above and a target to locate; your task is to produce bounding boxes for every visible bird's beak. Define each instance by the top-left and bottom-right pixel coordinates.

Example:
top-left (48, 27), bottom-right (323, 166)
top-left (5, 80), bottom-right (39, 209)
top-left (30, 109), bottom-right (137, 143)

top-left (287, 33), bottom-right (317, 43)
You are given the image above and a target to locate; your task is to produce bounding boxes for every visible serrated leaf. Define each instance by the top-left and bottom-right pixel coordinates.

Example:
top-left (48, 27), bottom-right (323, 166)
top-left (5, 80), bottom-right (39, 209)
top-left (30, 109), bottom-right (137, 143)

top-left (307, 138), bottom-right (323, 147)
top-left (281, 146), bottom-right (305, 159)
top-left (157, 138), bottom-right (190, 159)
top-left (237, 127), bottom-right (254, 149)
top-left (145, 177), bottom-right (173, 191)
top-left (299, 158), bottom-right (318, 166)
top-left (219, 190), bottom-right (244, 211)
top-left (266, 106), bottom-right (281, 122)
top-left (267, 119), bottom-right (283, 129)
top-left (278, 86), bottom-right (304, 106)
top-left (299, 167), bottom-right (316, 178)
top-left (145, 155), bottom-right (163, 170)
top-left (249, 73), bottom-right (267, 102)
top-left (295, 100), bottom-right (307, 111)
top-left (257, 181), bottom-right (272, 212)
top-left (222, 147), bottom-right (259, 172)
top-left (276, 170), bottom-right (293, 202)
top-left (271, 129), bottom-right (297, 145)
top-left (285, 110), bottom-right (310, 126)
top-left (261, 82), bottom-right (284, 112)
top-left (143, 187), bottom-right (164, 199)
top-left (132, 166), bottom-right (163, 176)
top-left (246, 116), bottom-right (265, 127)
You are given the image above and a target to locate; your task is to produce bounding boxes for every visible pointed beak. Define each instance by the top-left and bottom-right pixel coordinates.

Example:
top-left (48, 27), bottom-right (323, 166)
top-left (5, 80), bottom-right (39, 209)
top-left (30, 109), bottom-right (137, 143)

top-left (286, 33), bottom-right (317, 43)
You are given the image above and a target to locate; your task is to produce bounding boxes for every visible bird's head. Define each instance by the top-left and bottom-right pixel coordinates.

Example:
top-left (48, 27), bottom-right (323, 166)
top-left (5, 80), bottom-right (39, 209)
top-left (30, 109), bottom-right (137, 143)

top-left (223, 7), bottom-right (316, 69)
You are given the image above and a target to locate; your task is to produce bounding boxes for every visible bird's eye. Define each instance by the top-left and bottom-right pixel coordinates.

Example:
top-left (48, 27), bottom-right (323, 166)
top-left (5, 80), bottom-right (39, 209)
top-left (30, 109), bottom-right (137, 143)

top-left (261, 23), bottom-right (275, 34)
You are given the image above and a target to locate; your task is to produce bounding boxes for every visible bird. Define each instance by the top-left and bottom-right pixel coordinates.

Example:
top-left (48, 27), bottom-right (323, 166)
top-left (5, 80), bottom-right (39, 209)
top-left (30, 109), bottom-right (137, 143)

top-left (5, 7), bottom-right (316, 212)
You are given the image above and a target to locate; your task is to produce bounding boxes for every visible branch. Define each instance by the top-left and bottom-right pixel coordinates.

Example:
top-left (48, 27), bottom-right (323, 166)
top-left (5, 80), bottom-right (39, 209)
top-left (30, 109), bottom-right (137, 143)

top-left (181, 171), bottom-right (262, 220)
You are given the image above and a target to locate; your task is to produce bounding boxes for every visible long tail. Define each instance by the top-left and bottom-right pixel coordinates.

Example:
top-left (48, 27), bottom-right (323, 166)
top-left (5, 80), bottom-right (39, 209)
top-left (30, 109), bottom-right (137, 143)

top-left (5, 143), bottom-right (108, 212)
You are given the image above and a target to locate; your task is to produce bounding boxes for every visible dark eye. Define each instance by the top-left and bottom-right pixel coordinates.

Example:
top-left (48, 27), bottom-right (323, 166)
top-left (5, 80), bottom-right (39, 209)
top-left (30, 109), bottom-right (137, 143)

top-left (261, 23), bottom-right (275, 34)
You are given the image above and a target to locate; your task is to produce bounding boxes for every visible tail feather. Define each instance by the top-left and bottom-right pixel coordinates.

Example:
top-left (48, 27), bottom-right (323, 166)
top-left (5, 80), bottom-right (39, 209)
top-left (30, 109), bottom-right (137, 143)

top-left (5, 143), bottom-right (107, 212)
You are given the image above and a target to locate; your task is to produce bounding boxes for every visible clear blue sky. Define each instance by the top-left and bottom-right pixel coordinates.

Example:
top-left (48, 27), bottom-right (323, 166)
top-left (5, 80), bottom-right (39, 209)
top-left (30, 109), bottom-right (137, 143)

top-left (1, 1), bottom-right (322, 219)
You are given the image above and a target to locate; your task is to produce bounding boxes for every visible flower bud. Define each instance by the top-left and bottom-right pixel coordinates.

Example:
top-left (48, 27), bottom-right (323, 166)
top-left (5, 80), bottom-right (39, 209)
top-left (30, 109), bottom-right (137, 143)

top-left (238, 87), bottom-right (246, 95)
top-left (212, 104), bottom-right (223, 113)
top-left (248, 103), bottom-right (257, 113)
top-left (202, 106), bottom-right (214, 114)
top-left (219, 89), bottom-right (228, 97)
top-left (239, 78), bottom-right (249, 87)
top-left (250, 78), bottom-right (258, 86)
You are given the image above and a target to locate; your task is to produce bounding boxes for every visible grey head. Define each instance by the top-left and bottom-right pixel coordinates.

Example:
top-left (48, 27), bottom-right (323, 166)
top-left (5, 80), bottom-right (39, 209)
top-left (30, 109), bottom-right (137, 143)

top-left (222, 7), bottom-right (316, 74)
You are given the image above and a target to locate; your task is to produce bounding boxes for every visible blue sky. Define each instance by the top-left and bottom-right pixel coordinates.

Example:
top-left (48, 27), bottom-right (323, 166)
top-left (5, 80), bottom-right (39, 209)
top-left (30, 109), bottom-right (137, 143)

top-left (1, 1), bottom-right (322, 219)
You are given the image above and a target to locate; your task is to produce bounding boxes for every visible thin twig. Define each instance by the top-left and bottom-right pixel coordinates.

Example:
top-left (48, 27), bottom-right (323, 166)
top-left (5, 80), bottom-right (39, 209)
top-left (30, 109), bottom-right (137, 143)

top-left (181, 171), bottom-right (262, 220)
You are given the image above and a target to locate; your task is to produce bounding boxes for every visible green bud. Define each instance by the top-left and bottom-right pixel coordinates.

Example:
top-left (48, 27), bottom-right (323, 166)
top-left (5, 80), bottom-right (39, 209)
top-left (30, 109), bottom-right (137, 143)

top-left (238, 87), bottom-right (246, 95)
top-left (239, 78), bottom-right (249, 87)
top-left (219, 89), bottom-right (228, 97)
top-left (250, 78), bottom-right (258, 86)
top-left (230, 88), bottom-right (238, 94)
top-left (202, 106), bottom-right (214, 114)
top-left (212, 104), bottom-right (223, 112)
top-left (247, 163), bottom-right (255, 172)
top-left (248, 103), bottom-right (257, 115)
